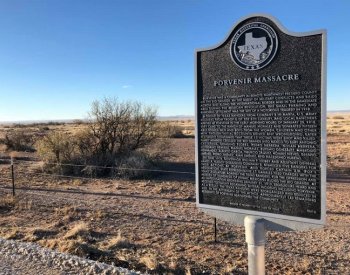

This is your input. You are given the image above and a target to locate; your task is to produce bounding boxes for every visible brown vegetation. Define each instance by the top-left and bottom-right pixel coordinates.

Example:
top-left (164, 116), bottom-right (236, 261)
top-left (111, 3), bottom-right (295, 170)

top-left (0, 114), bottom-right (348, 274)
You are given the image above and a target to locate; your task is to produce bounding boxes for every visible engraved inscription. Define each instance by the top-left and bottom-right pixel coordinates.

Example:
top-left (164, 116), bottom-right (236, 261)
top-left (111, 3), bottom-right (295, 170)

top-left (199, 90), bottom-right (321, 219)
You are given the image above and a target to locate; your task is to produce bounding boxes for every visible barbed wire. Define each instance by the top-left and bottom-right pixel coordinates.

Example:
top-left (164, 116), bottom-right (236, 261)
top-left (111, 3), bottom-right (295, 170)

top-left (16, 171), bottom-right (103, 181)
top-left (10, 170), bottom-right (195, 183)
top-left (0, 158), bottom-right (196, 175)
top-left (0, 184), bottom-right (200, 212)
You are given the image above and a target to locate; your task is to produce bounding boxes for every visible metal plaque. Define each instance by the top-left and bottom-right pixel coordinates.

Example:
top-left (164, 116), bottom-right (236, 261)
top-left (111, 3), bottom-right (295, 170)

top-left (195, 14), bottom-right (326, 231)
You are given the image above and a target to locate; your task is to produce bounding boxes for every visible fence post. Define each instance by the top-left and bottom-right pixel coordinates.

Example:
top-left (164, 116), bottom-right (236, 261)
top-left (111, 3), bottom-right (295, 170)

top-left (214, 217), bottom-right (217, 242)
top-left (11, 157), bottom-right (15, 196)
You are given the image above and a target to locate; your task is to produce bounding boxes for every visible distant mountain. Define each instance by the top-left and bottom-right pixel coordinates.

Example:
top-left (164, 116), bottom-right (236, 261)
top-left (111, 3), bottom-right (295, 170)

top-left (0, 119), bottom-right (81, 125)
top-left (328, 110), bottom-right (350, 113)
top-left (0, 116), bottom-right (195, 125)
top-left (157, 115), bottom-right (194, 121)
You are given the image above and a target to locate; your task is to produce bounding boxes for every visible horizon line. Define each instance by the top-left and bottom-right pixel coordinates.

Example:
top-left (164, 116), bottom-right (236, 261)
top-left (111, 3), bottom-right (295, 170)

top-left (1, 110), bottom-right (350, 124)
top-left (0, 115), bottom-right (196, 124)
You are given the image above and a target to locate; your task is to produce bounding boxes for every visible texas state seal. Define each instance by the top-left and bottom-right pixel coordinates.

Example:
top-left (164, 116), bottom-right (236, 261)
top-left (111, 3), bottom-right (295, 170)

top-left (230, 22), bottom-right (278, 70)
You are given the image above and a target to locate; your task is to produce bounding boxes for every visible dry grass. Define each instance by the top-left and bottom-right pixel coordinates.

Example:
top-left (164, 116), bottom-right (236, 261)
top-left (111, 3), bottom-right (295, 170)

top-left (0, 194), bottom-right (17, 210)
top-left (185, 266), bottom-right (192, 275)
top-left (168, 258), bottom-right (178, 270)
top-left (25, 227), bottom-right (58, 241)
top-left (327, 114), bottom-right (350, 172)
top-left (9, 151), bottom-right (19, 159)
top-left (0, 195), bottom-right (32, 212)
top-left (15, 199), bottom-right (33, 211)
top-left (4, 227), bottom-right (23, 240)
top-left (72, 179), bottom-right (84, 186)
top-left (54, 205), bottom-right (78, 222)
top-left (140, 253), bottom-right (159, 270)
top-left (64, 222), bottom-right (90, 240)
top-left (294, 257), bottom-right (313, 273)
top-left (40, 238), bottom-right (103, 258)
top-left (327, 114), bottom-right (350, 134)
top-left (105, 230), bottom-right (133, 250)
top-left (89, 209), bottom-right (106, 221)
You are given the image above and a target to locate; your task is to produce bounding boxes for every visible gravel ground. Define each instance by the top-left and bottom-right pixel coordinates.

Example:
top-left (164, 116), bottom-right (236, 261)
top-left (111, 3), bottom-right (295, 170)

top-left (0, 238), bottom-right (142, 275)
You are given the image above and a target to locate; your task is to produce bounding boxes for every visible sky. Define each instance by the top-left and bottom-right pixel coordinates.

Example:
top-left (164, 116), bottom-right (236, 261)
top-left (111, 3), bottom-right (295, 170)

top-left (0, 0), bottom-right (349, 121)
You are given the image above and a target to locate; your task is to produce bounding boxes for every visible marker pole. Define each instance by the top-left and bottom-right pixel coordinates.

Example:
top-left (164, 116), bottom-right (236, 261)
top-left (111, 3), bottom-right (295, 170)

top-left (244, 216), bottom-right (266, 275)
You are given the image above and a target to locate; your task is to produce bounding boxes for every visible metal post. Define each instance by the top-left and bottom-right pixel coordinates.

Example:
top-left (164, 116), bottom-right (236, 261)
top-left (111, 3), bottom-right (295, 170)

top-left (11, 157), bottom-right (15, 196)
top-left (244, 216), bottom-right (266, 275)
top-left (214, 218), bottom-right (217, 242)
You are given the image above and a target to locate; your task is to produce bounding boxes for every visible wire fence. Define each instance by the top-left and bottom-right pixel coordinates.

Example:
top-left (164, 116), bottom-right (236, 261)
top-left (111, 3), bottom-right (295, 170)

top-left (0, 157), bottom-right (349, 274)
top-left (12, 159), bottom-right (196, 175)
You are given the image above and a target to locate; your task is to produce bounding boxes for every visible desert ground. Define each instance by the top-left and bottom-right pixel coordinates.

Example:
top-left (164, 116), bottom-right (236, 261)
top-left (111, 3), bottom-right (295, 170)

top-left (0, 115), bottom-right (349, 274)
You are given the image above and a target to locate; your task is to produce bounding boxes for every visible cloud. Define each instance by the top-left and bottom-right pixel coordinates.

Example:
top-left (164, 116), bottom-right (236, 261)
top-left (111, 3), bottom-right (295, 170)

top-left (122, 85), bottom-right (132, 89)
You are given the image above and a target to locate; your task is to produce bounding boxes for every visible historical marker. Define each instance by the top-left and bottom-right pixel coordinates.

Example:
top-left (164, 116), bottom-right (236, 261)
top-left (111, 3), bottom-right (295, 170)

top-left (196, 14), bottom-right (326, 230)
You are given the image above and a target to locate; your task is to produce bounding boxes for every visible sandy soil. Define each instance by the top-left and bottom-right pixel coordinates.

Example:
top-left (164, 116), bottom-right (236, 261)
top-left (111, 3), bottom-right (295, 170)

top-left (0, 116), bottom-right (349, 274)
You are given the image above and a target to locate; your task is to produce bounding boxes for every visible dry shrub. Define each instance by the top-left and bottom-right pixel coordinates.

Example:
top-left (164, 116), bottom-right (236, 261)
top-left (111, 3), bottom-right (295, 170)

top-left (116, 151), bottom-right (155, 179)
top-left (35, 131), bottom-right (75, 164)
top-left (34, 98), bottom-right (167, 180)
top-left (88, 97), bottom-right (158, 156)
top-left (333, 115), bottom-right (345, 119)
top-left (161, 122), bottom-right (187, 138)
top-left (3, 130), bottom-right (34, 151)
top-left (144, 137), bottom-right (172, 160)
top-left (74, 128), bottom-right (95, 161)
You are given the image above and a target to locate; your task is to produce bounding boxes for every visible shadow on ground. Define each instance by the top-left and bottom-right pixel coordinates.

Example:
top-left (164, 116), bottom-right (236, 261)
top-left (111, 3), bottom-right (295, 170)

top-left (155, 161), bottom-right (195, 182)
